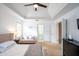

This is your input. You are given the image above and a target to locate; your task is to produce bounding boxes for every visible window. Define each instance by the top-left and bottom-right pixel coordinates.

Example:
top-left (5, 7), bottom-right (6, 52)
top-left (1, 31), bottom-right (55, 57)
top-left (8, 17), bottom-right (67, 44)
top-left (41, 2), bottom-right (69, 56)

top-left (37, 24), bottom-right (44, 40)
top-left (23, 21), bottom-right (37, 39)
top-left (16, 23), bottom-right (22, 38)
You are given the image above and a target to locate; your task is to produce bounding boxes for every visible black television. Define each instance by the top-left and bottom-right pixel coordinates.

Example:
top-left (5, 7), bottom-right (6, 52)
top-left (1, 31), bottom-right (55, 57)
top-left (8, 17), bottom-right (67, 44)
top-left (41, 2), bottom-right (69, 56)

top-left (77, 19), bottom-right (79, 29)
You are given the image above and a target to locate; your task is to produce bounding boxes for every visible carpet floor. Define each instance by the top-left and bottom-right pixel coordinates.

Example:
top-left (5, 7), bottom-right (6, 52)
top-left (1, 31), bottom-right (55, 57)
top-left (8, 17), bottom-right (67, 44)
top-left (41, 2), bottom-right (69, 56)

top-left (24, 41), bottom-right (61, 56)
top-left (37, 41), bottom-right (61, 56)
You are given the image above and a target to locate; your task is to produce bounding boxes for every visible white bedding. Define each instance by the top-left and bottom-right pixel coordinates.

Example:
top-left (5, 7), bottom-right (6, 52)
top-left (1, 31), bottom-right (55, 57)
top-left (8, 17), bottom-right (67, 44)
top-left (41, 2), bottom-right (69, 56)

top-left (0, 44), bottom-right (29, 56)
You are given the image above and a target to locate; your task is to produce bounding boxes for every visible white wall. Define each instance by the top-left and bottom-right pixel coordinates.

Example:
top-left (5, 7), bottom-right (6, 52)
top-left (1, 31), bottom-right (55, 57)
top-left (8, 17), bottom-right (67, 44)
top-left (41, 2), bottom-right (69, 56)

top-left (51, 21), bottom-right (57, 43)
top-left (0, 4), bottom-right (23, 34)
top-left (58, 6), bottom-right (79, 41)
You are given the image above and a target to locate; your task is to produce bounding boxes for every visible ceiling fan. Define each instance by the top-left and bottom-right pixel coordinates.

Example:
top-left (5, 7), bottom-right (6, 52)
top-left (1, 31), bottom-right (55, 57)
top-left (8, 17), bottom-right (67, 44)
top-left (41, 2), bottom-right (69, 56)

top-left (24, 3), bottom-right (47, 11)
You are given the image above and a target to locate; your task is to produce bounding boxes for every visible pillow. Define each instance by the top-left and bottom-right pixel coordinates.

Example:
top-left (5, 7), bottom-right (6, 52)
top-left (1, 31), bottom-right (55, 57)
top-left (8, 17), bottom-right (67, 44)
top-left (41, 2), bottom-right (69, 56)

top-left (0, 47), bottom-right (7, 53)
top-left (0, 41), bottom-right (16, 53)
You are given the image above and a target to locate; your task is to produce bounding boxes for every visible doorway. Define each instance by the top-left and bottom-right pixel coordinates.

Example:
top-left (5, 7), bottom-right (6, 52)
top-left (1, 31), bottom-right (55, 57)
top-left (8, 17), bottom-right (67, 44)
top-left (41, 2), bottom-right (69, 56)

top-left (57, 22), bottom-right (62, 44)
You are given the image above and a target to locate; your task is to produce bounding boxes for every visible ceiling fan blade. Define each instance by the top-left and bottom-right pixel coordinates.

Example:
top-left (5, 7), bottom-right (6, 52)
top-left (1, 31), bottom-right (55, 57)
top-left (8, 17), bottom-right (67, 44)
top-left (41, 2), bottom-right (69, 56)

top-left (37, 3), bottom-right (47, 8)
top-left (24, 3), bottom-right (34, 6)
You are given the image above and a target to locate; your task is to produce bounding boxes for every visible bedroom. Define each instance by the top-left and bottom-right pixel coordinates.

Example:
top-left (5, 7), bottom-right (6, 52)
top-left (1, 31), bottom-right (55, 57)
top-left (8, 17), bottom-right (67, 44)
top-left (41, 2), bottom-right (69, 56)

top-left (0, 3), bottom-right (79, 56)
top-left (0, 3), bottom-right (62, 56)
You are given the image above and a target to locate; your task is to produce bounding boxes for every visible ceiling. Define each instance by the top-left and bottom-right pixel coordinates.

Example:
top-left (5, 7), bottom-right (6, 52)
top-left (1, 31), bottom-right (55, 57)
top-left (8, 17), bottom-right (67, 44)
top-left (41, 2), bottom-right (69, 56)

top-left (4, 3), bottom-right (79, 20)
top-left (4, 3), bottom-right (50, 19)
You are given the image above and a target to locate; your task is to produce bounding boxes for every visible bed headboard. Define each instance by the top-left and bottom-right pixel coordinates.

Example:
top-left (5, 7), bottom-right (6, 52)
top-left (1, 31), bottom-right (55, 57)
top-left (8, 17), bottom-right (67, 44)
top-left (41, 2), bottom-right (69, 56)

top-left (0, 33), bottom-right (14, 43)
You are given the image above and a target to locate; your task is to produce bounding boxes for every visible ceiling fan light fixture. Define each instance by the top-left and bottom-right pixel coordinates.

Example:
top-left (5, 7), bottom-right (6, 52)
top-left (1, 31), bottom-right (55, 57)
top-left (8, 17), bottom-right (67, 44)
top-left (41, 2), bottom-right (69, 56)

top-left (35, 8), bottom-right (37, 11)
top-left (34, 4), bottom-right (38, 8)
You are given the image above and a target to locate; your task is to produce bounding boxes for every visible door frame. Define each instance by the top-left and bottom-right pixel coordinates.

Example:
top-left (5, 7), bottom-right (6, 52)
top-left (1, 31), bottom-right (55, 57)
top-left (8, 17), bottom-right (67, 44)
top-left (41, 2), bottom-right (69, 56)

top-left (56, 21), bottom-right (62, 44)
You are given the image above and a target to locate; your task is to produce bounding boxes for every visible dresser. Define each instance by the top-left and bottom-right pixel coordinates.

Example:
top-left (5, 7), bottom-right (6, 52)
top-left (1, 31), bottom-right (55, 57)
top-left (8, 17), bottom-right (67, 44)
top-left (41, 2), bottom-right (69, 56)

top-left (63, 39), bottom-right (79, 56)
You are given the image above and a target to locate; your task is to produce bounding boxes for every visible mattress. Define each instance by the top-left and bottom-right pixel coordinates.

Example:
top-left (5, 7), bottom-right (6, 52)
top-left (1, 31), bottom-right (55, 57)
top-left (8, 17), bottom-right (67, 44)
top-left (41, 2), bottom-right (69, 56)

top-left (0, 44), bottom-right (29, 56)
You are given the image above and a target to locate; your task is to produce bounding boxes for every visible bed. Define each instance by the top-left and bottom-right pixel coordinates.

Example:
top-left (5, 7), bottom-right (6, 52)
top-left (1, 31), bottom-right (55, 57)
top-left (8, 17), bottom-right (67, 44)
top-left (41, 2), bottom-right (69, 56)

top-left (18, 39), bottom-right (37, 44)
top-left (0, 33), bottom-right (43, 56)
